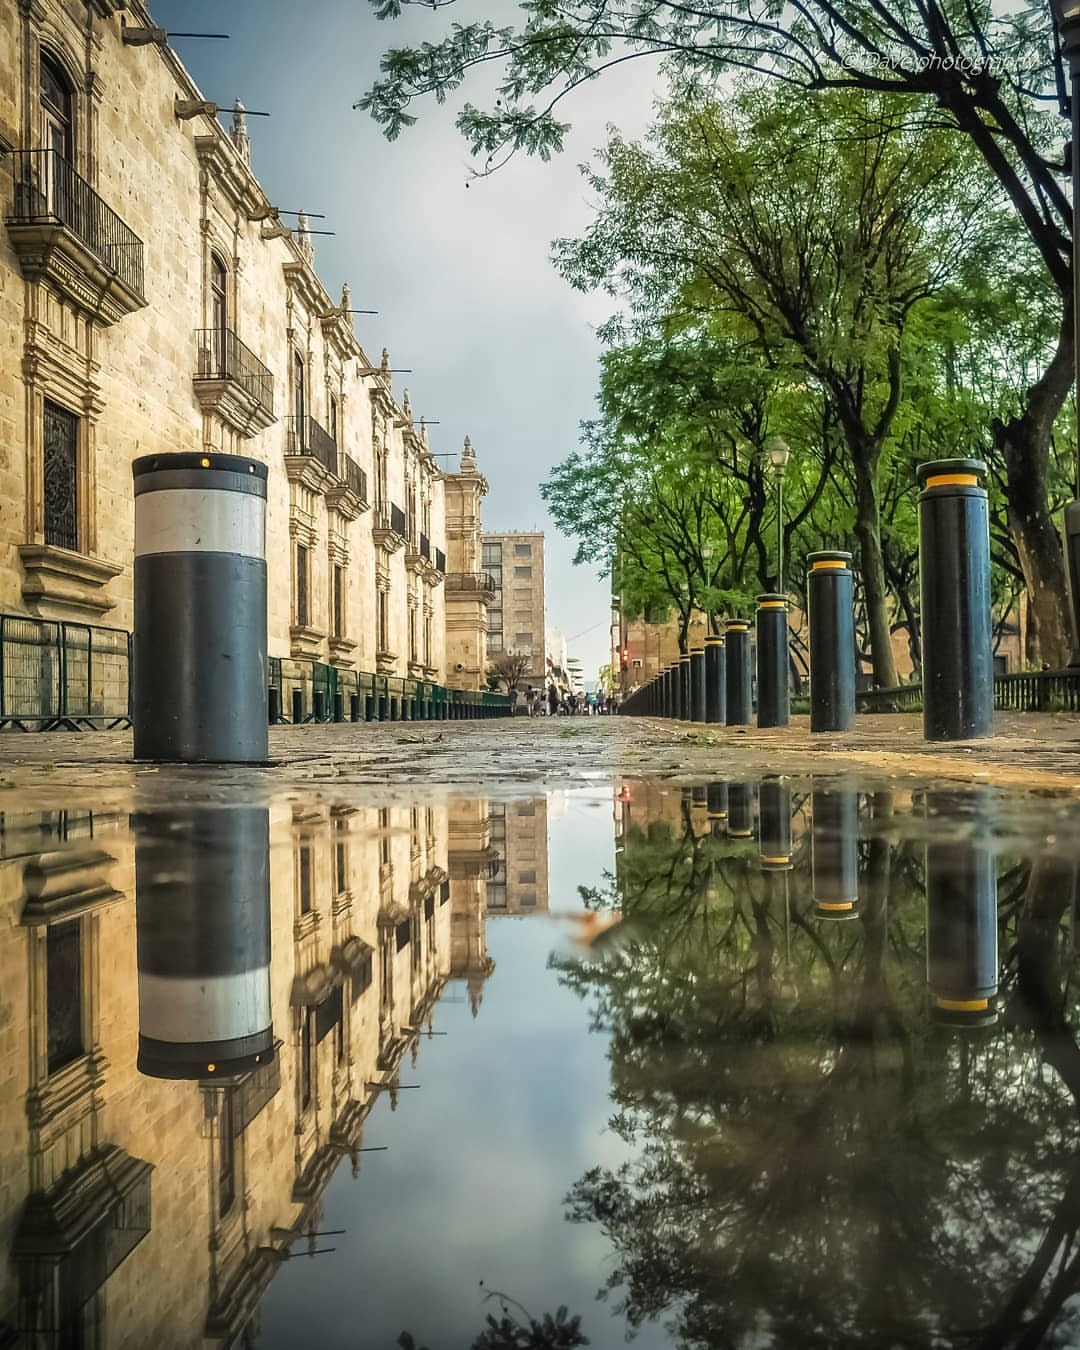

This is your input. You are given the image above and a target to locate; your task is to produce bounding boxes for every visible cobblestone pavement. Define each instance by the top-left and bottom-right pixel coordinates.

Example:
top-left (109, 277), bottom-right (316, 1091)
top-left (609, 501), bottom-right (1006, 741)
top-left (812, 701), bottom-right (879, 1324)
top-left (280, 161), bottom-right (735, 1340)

top-left (0, 712), bottom-right (1077, 811)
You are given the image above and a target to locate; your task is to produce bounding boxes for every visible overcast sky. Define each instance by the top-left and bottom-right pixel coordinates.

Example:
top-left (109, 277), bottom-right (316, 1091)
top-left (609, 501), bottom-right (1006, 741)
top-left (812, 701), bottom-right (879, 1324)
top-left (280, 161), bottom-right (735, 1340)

top-left (152, 0), bottom-right (658, 680)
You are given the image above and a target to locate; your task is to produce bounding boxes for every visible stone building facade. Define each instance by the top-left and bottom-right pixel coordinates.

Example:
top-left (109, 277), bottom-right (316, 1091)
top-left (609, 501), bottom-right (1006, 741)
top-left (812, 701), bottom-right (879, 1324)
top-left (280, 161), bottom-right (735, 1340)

top-left (480, 531), bottom-right (546, 686)
top-left (0, 0), bottom-right (489, 721)
top-left (0, 793), bottom-right (495, 1345)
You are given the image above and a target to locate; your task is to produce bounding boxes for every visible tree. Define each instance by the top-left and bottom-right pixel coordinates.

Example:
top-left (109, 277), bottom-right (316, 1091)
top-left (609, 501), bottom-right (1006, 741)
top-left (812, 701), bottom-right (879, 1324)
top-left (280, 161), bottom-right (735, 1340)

top-left (487, 649), bottom-right (533, 693)
top-left (360, 0), bottom-right (1074, 663)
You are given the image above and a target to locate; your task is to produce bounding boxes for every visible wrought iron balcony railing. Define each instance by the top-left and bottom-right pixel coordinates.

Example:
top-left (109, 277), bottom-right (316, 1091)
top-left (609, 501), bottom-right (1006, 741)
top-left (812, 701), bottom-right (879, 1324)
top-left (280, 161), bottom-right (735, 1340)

top-left (445, 572), bottom-right (497, 594)
top-left (7, 149), bottom-right (145, 299)
top-left (194, 328), bottom-right (274, 418)
top-left (341, 454), bottom-right (368, 501)
top-left (419, 533), bottom-right (431, 561)
top-left (391, 503), bottom-right (407, 537)
top-left (286, 416), bottom-right (337, 475)
top-left (434, 548), bottom-right (446, 574)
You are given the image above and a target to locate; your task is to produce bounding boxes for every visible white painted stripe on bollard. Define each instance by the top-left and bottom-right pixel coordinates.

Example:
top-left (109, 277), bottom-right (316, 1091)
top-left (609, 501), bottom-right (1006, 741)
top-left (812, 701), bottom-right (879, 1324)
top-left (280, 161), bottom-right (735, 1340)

top-left (138, 969), bottom-right (271, 1042)
top-left (134, 487), bottom-right (265, 558)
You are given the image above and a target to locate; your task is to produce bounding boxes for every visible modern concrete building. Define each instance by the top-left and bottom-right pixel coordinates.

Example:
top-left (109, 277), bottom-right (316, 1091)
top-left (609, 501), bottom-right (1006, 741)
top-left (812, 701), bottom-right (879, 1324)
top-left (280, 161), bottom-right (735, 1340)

top-left (481, 532), bottom-right (546, 686)
top-left (487, 797), bottom-right (550, 916)
top-left (0, 0), bottom-right (490, 724)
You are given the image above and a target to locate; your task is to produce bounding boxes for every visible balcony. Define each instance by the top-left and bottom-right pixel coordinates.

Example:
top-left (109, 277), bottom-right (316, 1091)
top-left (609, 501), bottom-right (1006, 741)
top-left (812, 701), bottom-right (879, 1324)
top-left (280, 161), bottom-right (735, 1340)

top-left (407, 530), bottom-right (433, 575)
top-left (434, 548), bottom-right (446, 574)
top-left (284, 415), bottom-right (338, 492)
top-left (193, 327), bottom-right (276, 437)
top-left (373, 502), bottom-right (407, 553)
top-left (326, 452), bottom-right (370, 521)
top-left (445, 572), bottom-right (497, 602)
top-left (6, 149), bottom-right (146, 325)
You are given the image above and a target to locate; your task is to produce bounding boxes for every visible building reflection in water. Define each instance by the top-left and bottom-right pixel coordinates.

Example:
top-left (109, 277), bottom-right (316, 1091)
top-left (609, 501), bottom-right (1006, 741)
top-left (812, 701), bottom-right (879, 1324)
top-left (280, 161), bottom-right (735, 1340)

top-left (0, 798), bottom-right (495, 1347)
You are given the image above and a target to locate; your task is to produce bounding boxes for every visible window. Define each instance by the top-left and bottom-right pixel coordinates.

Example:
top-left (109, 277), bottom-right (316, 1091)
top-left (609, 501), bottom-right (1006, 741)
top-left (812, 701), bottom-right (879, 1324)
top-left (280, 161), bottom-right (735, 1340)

top-left (298, 843), bottom-right (313, 914)
top-left (408, 608), bottom-right (418, 663)
top-left (335, 841), bottom-right (347, 894)
top-left (487, 565), bottom-right (502, 591)
top-left (481, 543), bottom-right (501, 567)
top-left (487, 884), bottom-right (507, 909)
top-left (424, 612), bottom-right (432, 665)
top-left (518, 870), bottom-right (537, 884)
top-left (515, 633), bottom-right (533, 648)
top-left (43, 400), bottom-right (78, 552)
top-left (395, 919), bottom-right (411, 952)
top-left (210, 253), bottom-right (228, 334)
top-left (517, 804), bottom-right (536, 817)
top-left (379, 808), bottom-right (391, 867)
top-left (519, 892), bottom-right (537, 908)
top-left (219, 1092), bottom-right (236, 1218)
top-left (295, 545), bottom-right (309, 627)
top-left (377, 588), bottom-right (389, 651)
top-left (352, 948), bottom-right (373, 1001)
top-left (514, 566), bottom-right (532, 579)
top-left (332, 565), bottom-right (344, 639)
top-left (40, 53), bottom-right (73, 161)
top-left (293, 352), bottom-right (305, 425)
top-left (329, 394), bottom-right (339, 444)
top-left (488, 630), bottom-right (503, 651)
top-left (300, 1009), bottom-right (313, 1110)
top-left (46, 920), bottom-right (82, 1075)
top-left (514, 543), bottom-right (532, 557)
top-left (488, 610), bottom-right (502, 632)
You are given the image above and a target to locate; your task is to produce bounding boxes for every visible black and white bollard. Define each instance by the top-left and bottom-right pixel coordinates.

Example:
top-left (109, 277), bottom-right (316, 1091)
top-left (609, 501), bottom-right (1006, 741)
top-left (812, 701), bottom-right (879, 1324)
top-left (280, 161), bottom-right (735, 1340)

top-left (917, 459), bottom-right (993, 741)
top-left (807, 551), bottom-right (856, 733)
top-left (725, 622), bottom-right (752, 726)
top-left (707, 780), bottom-right (728, 833)
top-left (925, 792), bottom-right (998, 1026)
top-left (135, 807), bottom-right (273, 1078)
top-left (705, 636), bottom-right (726, 724)
top-left (679, 653), bottom-right (692, 721)
top-left (812, 787), bottom-right (859, 919)
top-left (756, 595), bottom-right (789, 729)
top-left (133, 453), bottom-right (267, 762)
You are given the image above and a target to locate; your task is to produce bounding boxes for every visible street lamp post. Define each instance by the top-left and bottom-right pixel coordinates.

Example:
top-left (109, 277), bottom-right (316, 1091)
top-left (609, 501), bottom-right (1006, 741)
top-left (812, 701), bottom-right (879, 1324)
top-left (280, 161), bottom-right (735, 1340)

top-left (765, 437), bottom-right (792, 592)
top-left (1050, 0), bottom-right (1080, 662)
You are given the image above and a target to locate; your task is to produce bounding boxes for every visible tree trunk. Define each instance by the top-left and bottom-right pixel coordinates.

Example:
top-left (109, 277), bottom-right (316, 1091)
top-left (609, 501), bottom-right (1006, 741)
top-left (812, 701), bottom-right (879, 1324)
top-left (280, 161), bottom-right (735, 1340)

top-left (994, 312), bottom-right (1074, 669)
top-left (853, 460), bottom-right (899, 688)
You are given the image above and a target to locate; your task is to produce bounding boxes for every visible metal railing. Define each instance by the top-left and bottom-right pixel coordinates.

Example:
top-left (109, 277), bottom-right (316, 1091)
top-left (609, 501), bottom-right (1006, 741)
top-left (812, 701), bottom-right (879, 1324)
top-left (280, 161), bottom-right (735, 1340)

top-left (286, 416), bottom-right (337, 475)
top-left (420, 533), bottom-right (431, 561)
top-left (434, 548), bottom-right (446, 574)
top-left (391, 503), bottom-right (407, 537)
top-left (194, 327), bottom-right (274, 418)
top-left (6, 149), bottom-right (145, 299)
top-left (855, 668), bottom-right (1080, 715)
top-left (0, 614), bottom-right (131, 729)
top-left (341, 454), bottom-right (367, 501)
top-left (445, 572), bottom-right (497, 594)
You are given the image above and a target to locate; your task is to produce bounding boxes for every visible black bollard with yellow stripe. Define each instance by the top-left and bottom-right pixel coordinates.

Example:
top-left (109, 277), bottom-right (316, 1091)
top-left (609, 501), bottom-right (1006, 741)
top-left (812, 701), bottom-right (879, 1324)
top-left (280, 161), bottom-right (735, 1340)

top-left (706, 780), bottom-right (728, 835)
top-left (758, 777), bottom-right (793, 869)
top-left (807, 551), bottom-right (855, 733)
top-left (690, 647), bottom-right (707, 722)
top-left (725, 622), bottom-right (752, 725)
top-left (727, 782), bottom-right (755, 838)
top-left (812, 786), bottom-right (859, 920)
top-left (679, 652), bottom-right (692, 721)
top-left (925, 791), bottom-right (998, 1027)
top-left (917, 459), bottom-right (992, 741)
top-left (756, 594), bottom-right (789, 728)
top-left (705, 635), bottom-right (726, 724)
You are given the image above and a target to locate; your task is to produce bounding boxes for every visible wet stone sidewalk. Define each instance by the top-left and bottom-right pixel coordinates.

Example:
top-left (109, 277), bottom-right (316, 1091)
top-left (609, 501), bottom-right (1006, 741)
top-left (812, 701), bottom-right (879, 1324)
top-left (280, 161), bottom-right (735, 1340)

top-left (0, 712), bottom-right (1077, 810)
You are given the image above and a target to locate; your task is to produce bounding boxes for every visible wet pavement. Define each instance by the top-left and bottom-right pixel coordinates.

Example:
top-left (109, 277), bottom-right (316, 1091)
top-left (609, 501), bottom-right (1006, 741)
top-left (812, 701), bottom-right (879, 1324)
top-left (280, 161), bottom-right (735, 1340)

top-left (4, 722), bottom-right (1080, 1346)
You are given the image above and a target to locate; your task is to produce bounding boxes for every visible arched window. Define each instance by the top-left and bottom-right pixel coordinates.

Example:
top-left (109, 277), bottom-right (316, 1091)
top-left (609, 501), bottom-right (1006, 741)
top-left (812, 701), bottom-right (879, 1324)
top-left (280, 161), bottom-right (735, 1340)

top-left (40, 53), bottom-right (73, 161)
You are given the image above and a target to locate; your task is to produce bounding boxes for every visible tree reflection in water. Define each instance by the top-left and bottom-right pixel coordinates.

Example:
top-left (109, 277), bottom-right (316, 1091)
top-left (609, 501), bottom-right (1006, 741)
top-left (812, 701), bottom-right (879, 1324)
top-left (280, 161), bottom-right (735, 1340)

top-left (555, 782), bottom-right (1080, 1350)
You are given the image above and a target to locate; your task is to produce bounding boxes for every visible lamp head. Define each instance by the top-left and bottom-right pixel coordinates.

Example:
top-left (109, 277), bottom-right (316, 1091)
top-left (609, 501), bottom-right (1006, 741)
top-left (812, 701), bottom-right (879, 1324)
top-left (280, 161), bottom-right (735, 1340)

top-left (765, 436), bottom-right (791, 473)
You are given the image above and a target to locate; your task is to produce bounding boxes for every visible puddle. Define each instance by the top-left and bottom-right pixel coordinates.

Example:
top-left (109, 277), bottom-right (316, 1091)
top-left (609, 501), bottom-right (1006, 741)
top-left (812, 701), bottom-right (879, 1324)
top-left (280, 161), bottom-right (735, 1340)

top-left (2, 775), bottom-right (1080, 1347)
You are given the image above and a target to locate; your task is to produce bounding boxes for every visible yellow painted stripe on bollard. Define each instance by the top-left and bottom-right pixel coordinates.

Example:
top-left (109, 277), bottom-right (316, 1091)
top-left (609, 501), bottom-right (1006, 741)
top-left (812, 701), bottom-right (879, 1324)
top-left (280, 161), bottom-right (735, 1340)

top-left (817, 900), bottom-right (854, 911)
top-left (761, 854), bottom-right (791, 864)
top-left (758, 601), bottom-right (787, 610)
top-left (925, 474), bottom-right (978, 489)
top-left (811, 560), bottom-right (848, 571)
top-left (934, 996), bottom-right (989, 1012)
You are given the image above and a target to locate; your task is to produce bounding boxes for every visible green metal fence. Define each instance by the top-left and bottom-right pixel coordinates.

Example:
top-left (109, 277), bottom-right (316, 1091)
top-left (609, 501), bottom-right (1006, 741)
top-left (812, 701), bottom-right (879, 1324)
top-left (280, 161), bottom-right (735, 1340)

top-left (0, 615), bottom-right (512, 731)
